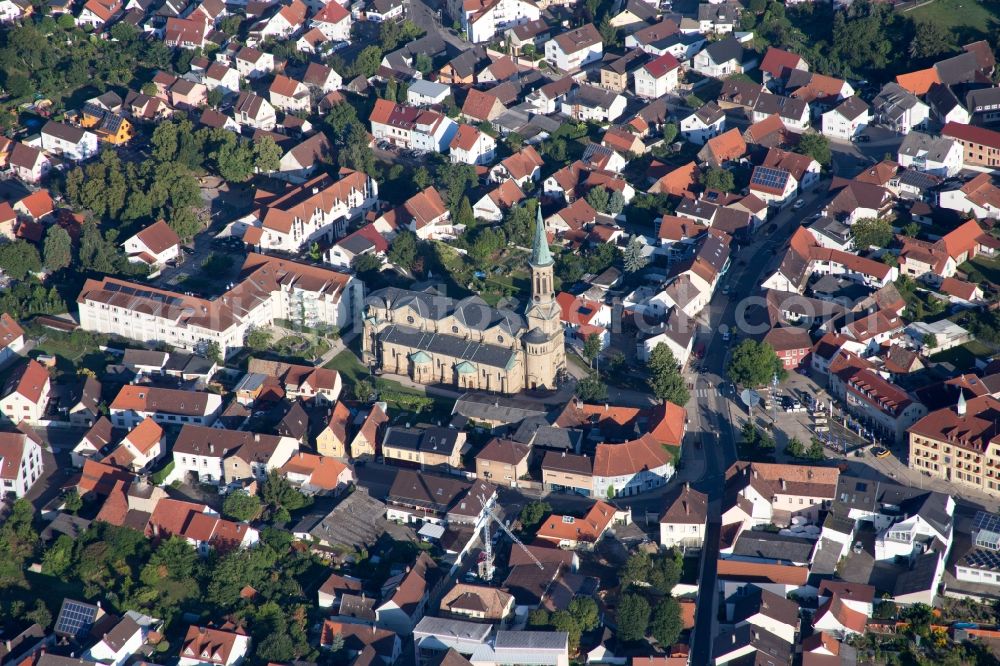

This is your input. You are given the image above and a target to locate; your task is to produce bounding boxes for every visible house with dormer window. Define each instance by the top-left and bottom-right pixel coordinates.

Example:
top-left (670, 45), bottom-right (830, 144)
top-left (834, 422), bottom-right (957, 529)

top-left (178, 625), bottom-right (250, 666)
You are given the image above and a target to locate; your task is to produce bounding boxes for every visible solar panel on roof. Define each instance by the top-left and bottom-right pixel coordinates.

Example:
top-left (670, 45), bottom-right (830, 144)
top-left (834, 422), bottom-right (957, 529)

top-left (55, 599), bottom-right (99, 638)
top-left (750, 166), bottom-right (790, 190)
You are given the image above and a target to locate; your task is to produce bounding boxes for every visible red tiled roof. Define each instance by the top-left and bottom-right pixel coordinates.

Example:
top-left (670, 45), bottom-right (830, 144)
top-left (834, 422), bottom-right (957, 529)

top-left (896, 68), bottom-right (941, 95)
top-left (943, 121), bottom-right (1000, 150)
top-left (593, 433), bottom-right (674, 477)
top-left (537, 500), bottom-right (617, 543)
top-left (760, 46), bottom-right (803, 79)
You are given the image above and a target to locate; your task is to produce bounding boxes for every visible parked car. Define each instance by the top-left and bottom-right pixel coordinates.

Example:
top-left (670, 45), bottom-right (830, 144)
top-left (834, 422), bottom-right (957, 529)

top-left (872, 446), bottom-right (890, 458)
top-left (793, 199), bottom-right (805, 210)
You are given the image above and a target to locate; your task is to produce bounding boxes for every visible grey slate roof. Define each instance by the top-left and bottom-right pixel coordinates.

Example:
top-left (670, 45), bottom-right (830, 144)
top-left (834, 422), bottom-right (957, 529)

top-left (294, 488), bottom-right (386, 548)
top-left (367, 286), bottom-right (525, 334)
top-left (452, 392), bottom-right (547, 425)
top-left (379, 325), bottom-right (518, 370)
top-left (966, 86), bottom-right (1000, 113)
top-left (731, 531), bottom-right (816, 564)
top-left (898, 130), bottom-right (956, 162)
top-left (702, 35), bottom-right (743, 66)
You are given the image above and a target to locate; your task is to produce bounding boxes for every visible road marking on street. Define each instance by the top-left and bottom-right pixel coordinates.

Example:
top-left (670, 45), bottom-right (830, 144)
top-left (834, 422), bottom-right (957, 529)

top-left (694, 388), bottom-right (720, 399)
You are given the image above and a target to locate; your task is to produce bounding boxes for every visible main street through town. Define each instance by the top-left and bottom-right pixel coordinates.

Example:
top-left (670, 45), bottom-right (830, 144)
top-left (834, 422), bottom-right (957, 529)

top-left (686, 183), bottom-right (830, 665)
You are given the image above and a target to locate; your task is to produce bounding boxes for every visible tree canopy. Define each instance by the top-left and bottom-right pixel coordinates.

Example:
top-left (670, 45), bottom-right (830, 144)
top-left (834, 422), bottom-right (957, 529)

top-left (726, 339), bottom-right (786, 387)
top-left (647, 344), bottom-right (690, 405)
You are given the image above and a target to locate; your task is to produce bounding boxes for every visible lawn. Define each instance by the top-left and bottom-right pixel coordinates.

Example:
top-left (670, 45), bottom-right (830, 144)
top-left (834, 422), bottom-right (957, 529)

top-left (904, 0), bottom-right (1000, 40)
top-left (929, 339), bottom-right (995, 370)
top-left (324, 350), bottom-right (455, 418)
top-left (961, 254), bottom-right (1000, 287)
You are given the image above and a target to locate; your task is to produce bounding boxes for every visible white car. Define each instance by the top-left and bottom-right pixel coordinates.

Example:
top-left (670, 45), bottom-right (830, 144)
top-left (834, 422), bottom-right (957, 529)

top-left (793, 199), bottom-right (806, 210)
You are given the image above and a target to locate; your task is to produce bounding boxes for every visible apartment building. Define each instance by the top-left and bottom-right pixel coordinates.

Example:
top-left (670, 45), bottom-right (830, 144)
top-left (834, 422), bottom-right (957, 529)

top-left (544, 23), bottom-right (602, 72)
top-left (77, 253), bottom-right (362, 358)
top-left (369, 100), bottom-right (458, 152)
top-left (909, 393), bottom-right (1000, 493)
top-left (942, 121), bottom-right (1000, 168)
top-left (240, 170), bottom-right (379, 253)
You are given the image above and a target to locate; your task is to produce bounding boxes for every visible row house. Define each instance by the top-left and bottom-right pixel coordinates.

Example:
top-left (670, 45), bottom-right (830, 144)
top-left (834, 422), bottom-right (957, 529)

top-left (464, 0), bottom-right (540, 43)
top-left (242, 170), bottom-right (378, 253)
top-left (109, 385), bottom-right (223, 429)
top-left (369, 99), bottom-right (458, 152)
top-left (171, 424), bottom-right (298, 485)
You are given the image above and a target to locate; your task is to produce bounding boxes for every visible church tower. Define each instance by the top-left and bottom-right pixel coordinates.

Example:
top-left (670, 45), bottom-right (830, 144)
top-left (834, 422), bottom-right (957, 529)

top-left (523, 206), bottom-right (565, 389)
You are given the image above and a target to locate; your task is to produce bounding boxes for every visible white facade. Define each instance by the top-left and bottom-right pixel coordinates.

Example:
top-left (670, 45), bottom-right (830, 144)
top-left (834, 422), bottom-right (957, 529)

top-left (634, 63), bottom-right (679, 100)
top-left (593, 461), bottom-right (673, 498)
top-left (680, 111), bottom-right (724, 145)
top-left (545, 36), bottom-right (602, 72)
top-left (821, 106), bottom-right (869, 141)
top-left (40, 125), bottom-right (99, 162)
top-left (897, 134), bottom-right (963, 177)
top-left (464, 0), bottom-right (539, 43)
top-left (0, 433), bottom-right (42, 498)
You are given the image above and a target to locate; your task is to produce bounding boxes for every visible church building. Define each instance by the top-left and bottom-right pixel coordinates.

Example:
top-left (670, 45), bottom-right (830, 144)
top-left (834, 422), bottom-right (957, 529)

top-left (362, 209), bottom-right (566, 393)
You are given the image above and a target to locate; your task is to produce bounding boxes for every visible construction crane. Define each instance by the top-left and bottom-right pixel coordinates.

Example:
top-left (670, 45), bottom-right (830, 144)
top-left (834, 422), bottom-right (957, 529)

top-left (478, 495), bottom-right (544, 582)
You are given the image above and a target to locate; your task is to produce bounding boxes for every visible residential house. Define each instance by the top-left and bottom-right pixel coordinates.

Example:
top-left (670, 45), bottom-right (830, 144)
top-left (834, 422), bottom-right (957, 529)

top-left (382, 425), bottom-right (464, 471)
top-left (938, 172), bottom-right (1000, 219)
top-left (248, 0), bottom-right (306, 42)
top-left (109, 385), bottom-right (223, 429)
top-left (77, 0), bottom-right (122, 27)
top-left (8, 143), bottom-right (50, 184)
top-left (0, 428), bottom-right (43, 498)
top-left (600, 50), bottom-right (649, 93)
top-left (281, 452), bottom-right (353, 494)
top-left (149, 500), bottom-right (259, 555)
top-left (108, 417), bottom-right (165, 471)
top-left (473, 180), bottom-right (525, 222)
top-left (691, 35), bottom-right (743, 77)
top-left (39, 122), bottom-right (98, 162)
top-left (759, 46), bottom-right (808, 87)
top-left (375, 552), bottom-right (438, 634)
top-left (0, 360), bottom-right (49, 424)
top-left (171, 425), bottom-right (298, 485)
top-left (489, 145), bottom-right (544, 186)
top-left (593, 431), bottom-right (679, 498)
top-left (475, 438), bottom-right (531, 487)
top-left (544, 23), bottom-right (602, 72)
top-left (233, 92), bottom-right (276, 131)
top-left (625, 18), bottom-right (681, 55)
top-left (821, 97), bottom-right (869, 141)
top-left (872, 83), bottom-right (929, 134)
top-left (324, 223), bottom-right (389, 269)
top-left (752, 93), bottom-right (810, 131)
top-left (942, 121), bottom-right (1000, 168)
top-left (450, 124), bottom-right (496, 165)
top-left (463, 0), bottom-right (540, 44)
top-left (697, 128), bottom-right (746, 167)
top-left (633, 52), bottom-right (680, 99)
top-left (235, 47), bottom-right (274, 79)
top-left (0, 313), bottom-right (24, 367)
top-left (897, 131), bottom-right (963, 176)
top-left (536, 500), bottom-right (625, 549)
top-left (439, 584), bottom-right (514, 623)
top-left (562, 84), bottom-right (626, 123)
top-left (269, 75), bottom-right (310, 114)
top-left (277, 132), bottom-right (333, 183)
top-left (369, 100), bottom-right (458, 152)
top-left (315, 401), bottom-right (352, 457)
top-left (178, 625), bottom-right (251, 666)
top-left (319, 621), bottom-right (400, 663)
top-left (462, 88), bottom-right (506, 124)
top-left (122, 219), bottom-right (181, 273)
top-left (659, 482), bottom-right (708, 549)
top-left (310, 0), bottom-right (350, 40)
top-left (302, 62), bottom-right (342, 96)
top-left (726, 585), bottom-right (800, 645)
top-left (347, 403), bottom-right (388, 459)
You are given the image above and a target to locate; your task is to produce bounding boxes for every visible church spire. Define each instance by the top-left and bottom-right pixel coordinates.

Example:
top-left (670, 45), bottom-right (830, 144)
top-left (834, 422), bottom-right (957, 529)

top-left (530, 204), bottom-right (553, 267)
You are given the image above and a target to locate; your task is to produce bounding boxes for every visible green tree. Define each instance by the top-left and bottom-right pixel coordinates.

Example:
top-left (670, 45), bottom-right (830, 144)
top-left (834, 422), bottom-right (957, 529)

top-left (528, 608), bottom-right (551, 627)
top-left (246, 327), bottom-right (272, 351)
top-left (206, 87), bottom-right (224, 108)
top-left (351, 253), bottom-right (383, 273)
top-left (701, 167), bottom-right (735, 192)
top-left (650, 597), bottom-right (683, 647)
top-left (851, 217), bottom-right (893, 250)
top-left (355, 45), bottom-right (383, 78)
top-left (910, 20), bottom-right (954, 60)
top-left (339, 121), bottom-right (376, 176)
top-left (662, 122), bottom-right (678, 144)
top-left (414, 52), bottom-right (433, 75)
top-left (387, 230), bottom-right (418, 270)
top-left (519, 501), bottom-right (551, 529)
top-left (0, 240), bottom-right (42, 280)
top-left (583, 333), bottom-right (602, 367)
top-left (568, 597), bottom-right (599, 632)
top-left (205, 341), bottom-right (222, 364)
top-left (551, 610), bottom-right (582, 652)
top-left (222, 491), bottom-right (262, 522)
top-left (455, 196), bottom-right (475, 229)
top-left (649, 550), bottom-right (683, 593)
top-left (585, 186), bottom-right (610, 213)
top-left (922, 333), bottom-right (938, 350)
top-left (727, 339), bottom-right (786, 387)
top-left (616, 594), bottom-right (651, 642)
top-left (41, 534), bottom-right (75, 577)
top-left (576, 373), bottom-right (607, 402)
top-left (62, 488), bottom-right (83, 514)
top-left (254, 136), bottom-right (282, 173)
top-left (43, 225), bottom-right (73, 271)
top-left (214, 138), bottom-right (255, 182)
top-left (26, 600), bottom-right (51, 629)
top-left (647, 344), bottom-right (690, 405)
top-left (795, 133), bottom-right (831, 166)
top-left (623, 236), bottom-right (649, 273)
top-left (805, 438), bottom-right (824, 460)
top-left (786, 437), bottom-right (805, 457)
top-left (262, 469), bottom-right (311, 520)
top-left (620, 551), bottom-right (651, 589)
top-left (352, 379), bottom-right (376, 402)
top-left (309, 241), bottom-right (322, 261)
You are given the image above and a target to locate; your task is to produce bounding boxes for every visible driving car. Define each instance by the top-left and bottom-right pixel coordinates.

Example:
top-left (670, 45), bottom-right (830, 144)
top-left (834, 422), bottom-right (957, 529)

top-left (793, 199), bottom-right (805, 210)
top-left (872, 446), bottom-right (890, 458)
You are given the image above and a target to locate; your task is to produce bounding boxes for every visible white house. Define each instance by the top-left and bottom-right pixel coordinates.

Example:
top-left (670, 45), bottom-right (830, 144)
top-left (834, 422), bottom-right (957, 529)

top-left (234, 47), bottom-right (275, 79)
top-left (562, 85), bottom-right (626, 123)
top-left (821, 96), bottom-right (869, 141)
top-left (752, 93), bottom-right (810, 131)
top-left (659, 483), bottom-right (707, 549)
top-left (309, 0), bottom-right (351, 40)
top-left (407, 79), bottom-right (452, 107)
top-left (171, 424), bottom-right (299, 485)
top-left (0, 0), bottom-right (28, 23)
top-left (203, 62), bottom-right (240, 94)
top-left (269, 75), bottom-right (311, 114)
top-left (633, 52), bottom-right (680, 100)
top-left (233, 91), bottom-right (276, 131)
top-left (122, 219), bottom-right (181, 273)
top-left (873, 82), bottom-right (929, 135)
top-left (178, 625), bottom-right (251, 666)
top-left (0, 313), bottom-right (24, 367)
top-left (545, 23), bottom-right (602, 72)
top-left (449, 124), bottom-right (496, 165)
top-left (897, 131), bottom-right (963, 177)
top-left (464, 0), bottom-right (540, 44)
top-left (85, 613), bottom-right (160, 666)
top-left (691, 36), bottom-right (743, 77)
top-left (0, 360), bottom-right (50, 425)
top-left (592, 433), bottom-right (677, 498)
top-left (680, 102), bottom-right (725, 145)
top-left (39, 122), bottom-right (98, 162)
top-left (109, 385), bottom-right (223, 429)
top-left (115, 417), bottom-right (166, 471)
top-left (0, 429), bottom-right (43, 498)
top-left (8, 143), bottom-right (50, 185)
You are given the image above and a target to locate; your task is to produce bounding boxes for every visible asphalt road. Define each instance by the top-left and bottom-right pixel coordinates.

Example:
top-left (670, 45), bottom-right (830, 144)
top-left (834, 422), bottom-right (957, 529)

top-left (687, 183), bottom-right (830, 666)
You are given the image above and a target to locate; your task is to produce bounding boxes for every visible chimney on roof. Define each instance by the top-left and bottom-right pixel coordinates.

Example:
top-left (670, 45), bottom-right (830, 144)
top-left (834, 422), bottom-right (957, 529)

top-left (780, 478), bottom-right (786, 490)
top-left (209, 443), bottom-right (214, 453)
